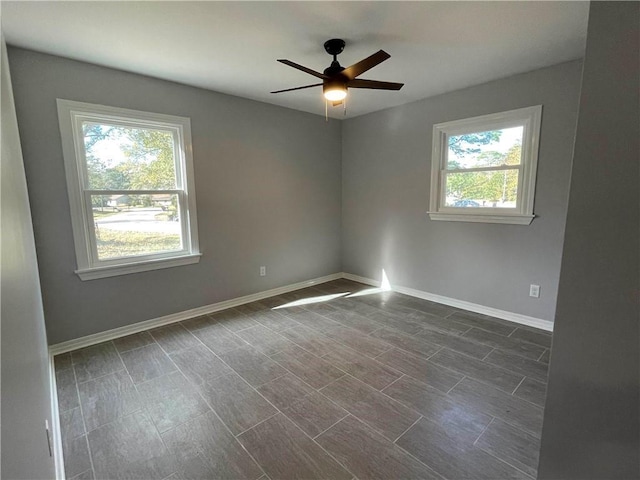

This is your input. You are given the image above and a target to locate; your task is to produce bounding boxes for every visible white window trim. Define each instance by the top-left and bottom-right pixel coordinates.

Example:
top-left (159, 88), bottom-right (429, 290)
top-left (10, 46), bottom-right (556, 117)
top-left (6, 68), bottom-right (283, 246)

top-left (57, 99), bottom-right (201, 280)
top-left (428, 105), bottom-right (542, 225)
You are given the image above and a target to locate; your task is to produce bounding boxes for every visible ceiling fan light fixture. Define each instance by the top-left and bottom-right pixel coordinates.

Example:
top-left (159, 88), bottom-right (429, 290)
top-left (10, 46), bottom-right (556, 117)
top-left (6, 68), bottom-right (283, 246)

top-left (323, 83), bottom-right (347, 101)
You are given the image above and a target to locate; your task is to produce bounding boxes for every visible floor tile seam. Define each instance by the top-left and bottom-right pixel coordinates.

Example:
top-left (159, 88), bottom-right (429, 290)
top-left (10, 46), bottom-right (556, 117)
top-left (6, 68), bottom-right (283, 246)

top-left (416, 330), bottom-right (496, 357)
top-left (473, 442), bottom-right (537, 479)
top-left (279, 387), bottom-right (351, 424)
top-left (203, 350), bottom-right (294, 429)
top-left (392, 414), bottom-right (424, 444)
top-left (502, 331), bottom-right (553, 350)
top-left (509, 326), bottom-right (553, 345)
top-left (372, 341), bottom-right (441, 364)
top-left (325, 411), bottom-right (444, 480)
top-left (472, 416), bottom-right (495, 446)
top-left (429, 348), bottom-right (528, 393)
top-left (277, 408), bottom-right (361, 480)
top-left (482, 355), bottom-right (549, 384)
top-left (537, 349), bottom-right (549, 362)
top-left (482, 348), bottom-right (549, 376)
top-left (446, 374), bottom-right (545, 416)
top-left (189, 312), bottom-right (250, 335)
top-left (513, 393), bottom-right (545, 410)
top-left (268, 344), bottom-right (352, 382)
top-left (477, 414), bottom-right (543, 442)
top-left (463, 404), bottom-right (544, 441)
top-left (149, 324), bottom-right (204, 356)
top-left (71, 360), bottom-right (98, 479)
top-left (321, 373), bottom-right (423, 423)
top-left (53, 364), bottom-right (75, 376)
top-left (227, 321), bottom-right (266, 334)
top-left (379, 422), bottom-right (449, 478)
top-left (460, 329), bottom-right (546, 360)
top-left (480, 347), bottom-right (495, 361)
top-left (112, 333), bottom-right (161, 355)
top-left (77, 406), bottom-right (147, 437)
top-left (511, 375), bottom-right (528, 395)
top-left (510, 387), bottom-right (547, 411)
top-left (233, 411), bottom-right (281, 439)
top-left (168, 386), bottom-right (269, 480)
top-left (244, 320), bottom-right (303, 340)
top-left (310, 412), bottom-right (351, 440)
top-left (369, 332), bottom-right (442, 359)
top-left (269, 335), bottom-right (333, 359)
top-left (252, 371), bottom-right (292, 389)
top-left (442, 370), bottom-right (525, 397)
top-left (406, 323), bottom-right (464, 339)
top-left (109, 342), bottom-right (196, 470)
top-left (379, 373), bottom-right (406, 393)
top-left (74, 366), bottom-right (129, 387)
top-left (327, 311), bottom-right (389, 333)
top-left (70, 468), bottom-right (94, 480)
top-left (445, 375), bottom-right (467, 395)
top-left (179, 317), bottom-right (235, 336)
top-left (234, 394), bottom-right (359, 480)
top-left (318, 346), bottom-right (407, 382)
top-left (177, 323), bottom-right (251, 367)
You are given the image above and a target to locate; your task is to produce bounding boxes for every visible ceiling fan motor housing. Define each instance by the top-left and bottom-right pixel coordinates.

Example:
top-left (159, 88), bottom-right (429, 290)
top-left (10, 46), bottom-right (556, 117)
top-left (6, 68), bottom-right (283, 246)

top-left (323, 38), bottom-right (346, 57)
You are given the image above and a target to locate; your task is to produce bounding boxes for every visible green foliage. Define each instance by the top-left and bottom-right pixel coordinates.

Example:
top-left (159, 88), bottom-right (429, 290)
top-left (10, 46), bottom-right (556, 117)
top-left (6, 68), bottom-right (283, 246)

top-left (446, 143), bottom-right (521, 203)
top-left (448, 131), bottom-right (502, 157)
top-left (121, 129), bottom-right (176, 189)
top-left (84, 124), bottom-right (176, 192)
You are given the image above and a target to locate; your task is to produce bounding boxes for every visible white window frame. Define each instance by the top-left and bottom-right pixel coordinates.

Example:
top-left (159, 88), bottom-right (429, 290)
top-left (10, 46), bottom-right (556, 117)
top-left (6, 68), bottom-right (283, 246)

top-left (57, 99), bottom-right (201, 280)
top-left (428, 105), bottom-right (542, 225)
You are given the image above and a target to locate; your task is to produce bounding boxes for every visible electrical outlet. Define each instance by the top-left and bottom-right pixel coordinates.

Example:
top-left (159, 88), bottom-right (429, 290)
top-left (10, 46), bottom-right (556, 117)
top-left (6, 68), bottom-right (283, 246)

top-left (529, 284), bottom-right (540, 298)
top-left (259, 266), bottom-right (266, 276)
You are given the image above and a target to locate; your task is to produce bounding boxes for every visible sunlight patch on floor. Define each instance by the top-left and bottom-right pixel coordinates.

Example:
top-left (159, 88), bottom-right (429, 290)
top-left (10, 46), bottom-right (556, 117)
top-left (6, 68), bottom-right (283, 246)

top-left (346, 269), bottom-right (392, 298)
top-left (271, 292), bottom-right (350, 309)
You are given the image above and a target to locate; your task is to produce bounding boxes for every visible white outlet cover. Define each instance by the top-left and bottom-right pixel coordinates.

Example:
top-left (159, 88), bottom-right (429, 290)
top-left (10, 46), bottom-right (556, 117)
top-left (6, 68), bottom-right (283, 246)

top-left (529, 284), bottom-right (540, 298)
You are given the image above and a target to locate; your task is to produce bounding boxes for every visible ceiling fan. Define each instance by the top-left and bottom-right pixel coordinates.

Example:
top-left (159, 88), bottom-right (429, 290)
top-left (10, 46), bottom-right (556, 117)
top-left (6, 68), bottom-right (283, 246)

top-left (271, 39), bottom-right (404, 107)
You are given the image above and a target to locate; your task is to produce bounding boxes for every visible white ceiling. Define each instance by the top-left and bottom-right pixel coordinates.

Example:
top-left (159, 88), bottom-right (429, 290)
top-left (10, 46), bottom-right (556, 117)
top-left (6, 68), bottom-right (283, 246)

top-left (1, 1), bottom-right (589, 119)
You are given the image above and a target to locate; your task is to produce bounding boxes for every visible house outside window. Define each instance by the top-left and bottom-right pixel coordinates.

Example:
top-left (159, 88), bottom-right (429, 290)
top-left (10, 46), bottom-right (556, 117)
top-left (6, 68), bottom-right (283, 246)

top-left (428, 105), bottom-right (542, 225)
top-left (57, 100), bottom-right (200, 280)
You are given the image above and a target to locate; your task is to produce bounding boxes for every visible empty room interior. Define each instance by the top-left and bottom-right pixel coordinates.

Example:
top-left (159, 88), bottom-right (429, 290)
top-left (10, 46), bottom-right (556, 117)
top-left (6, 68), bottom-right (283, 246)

top-left (1, 1), bottom-right (638, 480)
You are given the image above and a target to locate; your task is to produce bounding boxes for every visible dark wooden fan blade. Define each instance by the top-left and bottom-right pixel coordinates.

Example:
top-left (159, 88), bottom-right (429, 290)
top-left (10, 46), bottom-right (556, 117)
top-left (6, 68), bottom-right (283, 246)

top-left (277, 59), bottom-right (328, 79)
top-left (341, 50), bottom-right (391, 80)
top-left (271, 83), bottom-right (323, 94)
top-left (347, 79), bottom-right (404, 90)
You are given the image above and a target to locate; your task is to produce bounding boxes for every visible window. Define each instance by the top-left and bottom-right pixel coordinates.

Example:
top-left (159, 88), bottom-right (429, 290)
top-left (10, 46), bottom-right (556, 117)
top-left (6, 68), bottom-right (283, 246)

top-left (428, 105), bottom-right (542, 224)
top-left (57, 100), bottom-right (200, 280)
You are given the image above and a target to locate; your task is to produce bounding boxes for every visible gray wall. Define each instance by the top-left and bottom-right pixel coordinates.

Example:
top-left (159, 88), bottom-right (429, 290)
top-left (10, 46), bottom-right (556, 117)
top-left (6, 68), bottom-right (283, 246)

top-left (341, 60), bottom-right (582, 322)
top-left (1, 39), bottom-right (56, 479)
top-left (538, 2), bottom-right (640, 478)
top-left (8, 47), bottom-right (342, 344)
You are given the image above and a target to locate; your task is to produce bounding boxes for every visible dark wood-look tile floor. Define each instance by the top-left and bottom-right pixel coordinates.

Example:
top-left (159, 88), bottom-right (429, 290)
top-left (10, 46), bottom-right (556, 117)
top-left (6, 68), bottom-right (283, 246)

top-left (55, 279), bottom-right (551, 480)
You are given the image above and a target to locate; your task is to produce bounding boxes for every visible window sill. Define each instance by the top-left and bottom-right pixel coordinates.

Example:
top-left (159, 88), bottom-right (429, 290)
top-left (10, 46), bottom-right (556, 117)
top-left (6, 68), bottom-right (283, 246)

top-left (75, 253), bottom-right (202, 280)
top-left (428, 212), bottom-right (535, 225)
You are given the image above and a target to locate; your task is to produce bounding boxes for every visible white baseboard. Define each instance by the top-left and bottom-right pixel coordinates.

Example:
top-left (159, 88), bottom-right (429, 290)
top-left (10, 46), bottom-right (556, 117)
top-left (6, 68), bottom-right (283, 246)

top-left (49, 272), bottom-right (342, 355)
top-left (342, 272), bottom-right (554, 332)
top-left (48, 354), bottom-right (66, 479)
top-left (49, 269), bottom-right (552, 356)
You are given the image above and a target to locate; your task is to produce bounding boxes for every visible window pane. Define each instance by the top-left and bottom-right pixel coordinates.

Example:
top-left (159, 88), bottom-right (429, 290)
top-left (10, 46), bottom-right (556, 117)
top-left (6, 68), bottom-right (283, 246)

top-left (447, 126), bottom-right (523, 169)
top-left (83, 123), bottom-right (177, 189)
top-left (91, 194), bottom-right (182, 260)
top-left (445, 170), bottom-right (519, 208)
